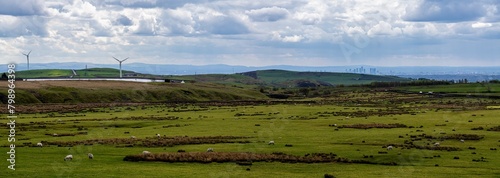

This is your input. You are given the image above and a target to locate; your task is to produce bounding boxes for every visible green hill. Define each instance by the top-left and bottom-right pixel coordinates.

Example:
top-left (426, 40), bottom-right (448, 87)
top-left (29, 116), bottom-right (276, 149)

top-left (142, 69), bottom-right (411, 87)
top-left (15, 69), bottom-right (73, 78)
top-left (166, 70), bottom-right (410, 87)
top-left (13, 68), bottom-right (409, 87)
top-left (15, 68), bottom-right (138, 78)
top-left (243, 69), bottom-right (409, 87)
top-left (0, 81), bottom-right (267, 104)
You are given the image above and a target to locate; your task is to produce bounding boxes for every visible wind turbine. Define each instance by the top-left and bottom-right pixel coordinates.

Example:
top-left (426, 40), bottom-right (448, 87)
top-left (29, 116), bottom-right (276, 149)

top-left (113, 56), bottom-right (129, 78)
top-left (22, 50), bottom-right (32, 70)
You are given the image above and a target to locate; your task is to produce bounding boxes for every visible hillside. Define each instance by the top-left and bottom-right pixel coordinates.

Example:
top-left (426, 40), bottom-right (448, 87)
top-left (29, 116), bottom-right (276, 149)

top-left (165, 70), bottom-right (410, 87)
top-left (0, 80), bottom-right (267, 104)
top-left (241, 70), bottom-right (409, 87)
top-left (14, 68), bottom-right (138, 78)
top-left (9, 68), bottom-right (412, 88)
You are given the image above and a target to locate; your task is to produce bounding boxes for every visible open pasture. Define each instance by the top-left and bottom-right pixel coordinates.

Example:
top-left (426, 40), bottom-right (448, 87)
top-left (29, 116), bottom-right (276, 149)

top-left (1, 95), bottom-right (500, 177)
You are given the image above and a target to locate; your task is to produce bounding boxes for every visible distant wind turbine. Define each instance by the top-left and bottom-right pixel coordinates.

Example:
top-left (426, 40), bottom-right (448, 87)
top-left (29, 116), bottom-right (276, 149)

top-left (22, 50), bottom-right (32, 70)
top-left (113, 56), bottom-right (129, 78)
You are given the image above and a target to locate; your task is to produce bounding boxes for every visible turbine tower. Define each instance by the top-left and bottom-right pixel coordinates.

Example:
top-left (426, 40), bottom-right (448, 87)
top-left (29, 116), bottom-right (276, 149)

top-left (113, 56), bottom-right (129, 78)
top-left (22, 50), bottom-right (32, 70)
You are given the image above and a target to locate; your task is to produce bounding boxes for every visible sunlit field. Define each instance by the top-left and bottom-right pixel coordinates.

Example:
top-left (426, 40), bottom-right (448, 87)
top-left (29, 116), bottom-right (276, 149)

top-left (2, 91), bottom-right (500, 177)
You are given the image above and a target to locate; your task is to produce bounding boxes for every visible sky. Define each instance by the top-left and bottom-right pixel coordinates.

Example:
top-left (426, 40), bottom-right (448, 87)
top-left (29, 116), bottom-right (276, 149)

top-left (0, 0), bottom-right (499, 67)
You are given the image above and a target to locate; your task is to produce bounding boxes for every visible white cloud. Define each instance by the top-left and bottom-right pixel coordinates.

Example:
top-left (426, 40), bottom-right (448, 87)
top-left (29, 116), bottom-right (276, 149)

top-left (282, 35), bottom-right (303, 43)
top-left (0, 0), bottom-right (499, 67)
top-left (471, 22), bottom-right (492, 28)
top-left (367, 21), bottom-right (402, 36)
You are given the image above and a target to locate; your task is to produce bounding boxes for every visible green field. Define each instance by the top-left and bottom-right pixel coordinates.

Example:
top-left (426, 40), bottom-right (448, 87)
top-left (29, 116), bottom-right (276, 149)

top-left (11, 68), bottom-right (412, 87)
top-left (14, 68), bottom-right (137, 79)
top-left (1, 91), bottom-right (500, 177)
top-left (15, 69), bottom-right (75, 78)
top-left (0, 81), bottom-right (267, 104)
top-left (400, 83), bottom-right (500, 94)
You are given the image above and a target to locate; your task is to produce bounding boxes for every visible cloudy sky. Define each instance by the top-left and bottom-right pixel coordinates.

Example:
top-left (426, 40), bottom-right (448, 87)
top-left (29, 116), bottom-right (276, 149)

top-left (1, 0), bottom-right (499, 67)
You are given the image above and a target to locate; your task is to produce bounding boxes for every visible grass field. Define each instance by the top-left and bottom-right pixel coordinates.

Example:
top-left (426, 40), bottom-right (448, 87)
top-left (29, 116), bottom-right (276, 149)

top-left (400, 83), bottom-right (500, 94)
top-left (14, 68), bottom-right (138, 79)
top-left (1, 91), bottom-right (499, 177)
top-left (0, 81), bottom-right (267, 104)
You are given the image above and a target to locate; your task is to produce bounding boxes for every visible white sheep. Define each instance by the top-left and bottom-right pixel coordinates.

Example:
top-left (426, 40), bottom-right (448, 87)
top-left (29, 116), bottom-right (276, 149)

top-left (387, 146), bottom-right (393, 150)
top-left (460, 139), bottom-right (465, 143)
top-left (207, 148), bottom-right (214, 152)
top-left (37, 142), bottom-right (43, 147)
top-left (64, 155), bottom-right (73, 161)
top-left (130, 136), bottom-right (136, 139)
top-left (142, 151), bottom-right (151, 155)
top-left (88, 153), bottom-right (94, 159)
top-left (434, 142), bottom-right (440, 147)
top-left (268, 141), bottom-right (275, 145)
top-left (156, 134), bottom-right (161, 138)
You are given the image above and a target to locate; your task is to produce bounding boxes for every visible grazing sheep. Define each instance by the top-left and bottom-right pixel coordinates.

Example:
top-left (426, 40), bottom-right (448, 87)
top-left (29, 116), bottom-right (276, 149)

top-left (64, 155), bottom-right (73, 161)
top-left (387, 146), bottom-right (393, 150)
top-left (142, 151), bottom-right (151, 155)
top-left (88, 153), bottom-right (94, 159)
top-left (268, 141), bottom-right (275, 145)
top-left (53, 133), bottom-right (58, 136)
top-left (37, 142), bottom-right (43, 147)
top-left (460, 139), bottom-right (465, 143)
top-left (434, 142), bottom-right (440, 147)
top-left (156, 134), bottom-right (161, 138)
top-left (207, 148), bottom-right (214, 152)
top-left (130, 136), bottom-right (136, 139)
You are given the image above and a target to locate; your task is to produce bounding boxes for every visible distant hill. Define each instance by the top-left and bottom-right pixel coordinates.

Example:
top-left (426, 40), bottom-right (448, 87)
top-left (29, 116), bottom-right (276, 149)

top-left (8, 62), bottom-right (500, 82)
top-left (12, 68), bottom-right (410, 87)
top-left (240, 70), bottom-right (409, 87)
top-left (168, 69), bottom-right (410, 87)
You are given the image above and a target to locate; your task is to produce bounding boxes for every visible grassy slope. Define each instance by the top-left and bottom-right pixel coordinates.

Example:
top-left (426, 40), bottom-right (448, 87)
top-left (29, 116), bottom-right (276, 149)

top-left (12, 68), bottom-right (410, 87)
top-left (398, 83), bottom-right (500, 98)
top-left (73, 68), bottom-right (135, 78)
top-left (15, 69), bottom-right (74, 78)
top-left (169, 70), bottom-right (410, 87)
top-left (400, 83), bottom-right (500, 93)
top-left (14, 68), bottom-right (136, 78)
top-left (254, 70), bottom-right (408, 86)
top-left (0, 81), bottom-right (267, 104)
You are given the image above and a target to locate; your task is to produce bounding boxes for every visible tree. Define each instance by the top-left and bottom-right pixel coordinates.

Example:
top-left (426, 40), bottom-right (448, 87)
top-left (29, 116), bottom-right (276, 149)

top-left (1, 73), bottom-right (7, 80)
top-left (299, 88), bottom-right (310, 96)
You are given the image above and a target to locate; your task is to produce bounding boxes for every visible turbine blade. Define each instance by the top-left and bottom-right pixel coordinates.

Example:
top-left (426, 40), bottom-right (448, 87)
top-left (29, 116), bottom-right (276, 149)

top-left (28, 50), bottom-right (31, 55)
top-left (122, 57), bottom-right (129, 62)
top-left (112, 57), bottom-right (120, 62)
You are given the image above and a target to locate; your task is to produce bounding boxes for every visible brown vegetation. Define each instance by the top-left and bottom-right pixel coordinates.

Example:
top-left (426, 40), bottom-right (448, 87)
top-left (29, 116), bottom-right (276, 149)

top-left (42, 136), bottom-right (252, 147)
top-left (337, 123), bottom-right (407, 129)
top-left (123, 152), bottom-right (396, 165)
